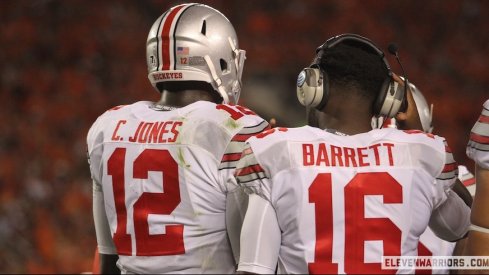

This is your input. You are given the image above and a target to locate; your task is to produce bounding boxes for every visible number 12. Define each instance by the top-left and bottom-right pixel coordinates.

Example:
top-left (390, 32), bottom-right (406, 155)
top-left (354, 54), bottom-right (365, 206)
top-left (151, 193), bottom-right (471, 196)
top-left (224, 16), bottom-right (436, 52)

top-left (107, 148), bottom-right (185, 256)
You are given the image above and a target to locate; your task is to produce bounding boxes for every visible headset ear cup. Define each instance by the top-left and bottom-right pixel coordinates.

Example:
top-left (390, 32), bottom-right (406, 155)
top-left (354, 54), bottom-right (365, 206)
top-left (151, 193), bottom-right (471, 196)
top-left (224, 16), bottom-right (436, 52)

top-left (296, 68), bottom-right (326, 109)
top-left (375, 79), bottom-right (405, 117)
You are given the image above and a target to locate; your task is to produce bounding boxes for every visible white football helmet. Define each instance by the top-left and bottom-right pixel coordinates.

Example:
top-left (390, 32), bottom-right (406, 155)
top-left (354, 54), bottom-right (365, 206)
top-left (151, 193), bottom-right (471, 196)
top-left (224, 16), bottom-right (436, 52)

top-left (408, 81), bottom-right (434, 133)
top-left (146, 3), bottom-right (246, 104)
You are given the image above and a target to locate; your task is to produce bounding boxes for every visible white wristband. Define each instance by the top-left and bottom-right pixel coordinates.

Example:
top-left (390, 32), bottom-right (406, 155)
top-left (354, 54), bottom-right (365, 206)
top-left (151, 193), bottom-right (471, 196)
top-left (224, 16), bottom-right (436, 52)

top-left (469, 224), bottom-right (489, 234)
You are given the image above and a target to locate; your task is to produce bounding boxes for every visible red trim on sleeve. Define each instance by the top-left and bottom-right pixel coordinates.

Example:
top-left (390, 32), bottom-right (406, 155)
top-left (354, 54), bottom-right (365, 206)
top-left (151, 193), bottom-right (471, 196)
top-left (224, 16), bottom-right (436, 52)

top-left (236, 164), bottom-right (265, 176)
top-left (442, 163), bottom-right (458, 173)
top-left (470, 132), bottom-right (489, 145)
top-left (462, 177), bottom-right (475, 187)
top-left (221, 153), bottom-right (242, 162)
top-left (478, 114), bottom-right (489, 124)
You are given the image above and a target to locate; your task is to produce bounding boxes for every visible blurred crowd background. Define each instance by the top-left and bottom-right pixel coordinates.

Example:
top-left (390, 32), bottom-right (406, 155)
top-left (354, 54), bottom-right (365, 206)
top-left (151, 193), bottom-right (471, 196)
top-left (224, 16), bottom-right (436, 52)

top-left (0, 0), bottom-right (487, 273)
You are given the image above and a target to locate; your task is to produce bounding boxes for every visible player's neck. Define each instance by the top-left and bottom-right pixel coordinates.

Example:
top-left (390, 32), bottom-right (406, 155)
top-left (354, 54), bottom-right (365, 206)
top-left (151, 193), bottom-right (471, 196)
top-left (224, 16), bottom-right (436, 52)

top-left (319, 115), bottom-right (372, 135)
top-left (317, 100), bottom-right (373, 135)
top-left (158, 89), bottom-right (220, 108)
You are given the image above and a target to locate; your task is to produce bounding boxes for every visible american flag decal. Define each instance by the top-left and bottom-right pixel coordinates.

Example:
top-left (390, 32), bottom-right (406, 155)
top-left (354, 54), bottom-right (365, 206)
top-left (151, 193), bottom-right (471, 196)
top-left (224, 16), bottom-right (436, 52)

top-left (177, 46), bottom-right (189, 55)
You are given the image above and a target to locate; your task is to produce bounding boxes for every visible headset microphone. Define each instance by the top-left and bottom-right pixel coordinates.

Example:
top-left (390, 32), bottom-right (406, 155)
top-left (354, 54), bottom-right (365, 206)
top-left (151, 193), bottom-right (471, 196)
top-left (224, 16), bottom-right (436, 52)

top-left (387, 43), bottom-right (399, 56)
top-left (387, 43), bottom-right (408, 112)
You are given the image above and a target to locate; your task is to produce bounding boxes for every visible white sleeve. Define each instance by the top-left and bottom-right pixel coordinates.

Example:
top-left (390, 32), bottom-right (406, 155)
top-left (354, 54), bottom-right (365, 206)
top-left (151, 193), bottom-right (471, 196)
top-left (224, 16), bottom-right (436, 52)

top-left (226, 178), bottom-right (249, 264)
top-left (429, 189), bottom-right (471, 242)
top-left (237, 194), bottom-right (280, 274)
top-left (432, 140), bottom-right (459, 208)
top-left (93, 180), bottom-right (117, 255)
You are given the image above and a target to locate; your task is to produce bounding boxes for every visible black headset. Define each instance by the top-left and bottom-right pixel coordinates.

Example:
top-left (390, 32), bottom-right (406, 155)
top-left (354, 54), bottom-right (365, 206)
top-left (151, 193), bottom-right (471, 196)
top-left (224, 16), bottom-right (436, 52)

top-left (296, 33), bottom-right (405, 118)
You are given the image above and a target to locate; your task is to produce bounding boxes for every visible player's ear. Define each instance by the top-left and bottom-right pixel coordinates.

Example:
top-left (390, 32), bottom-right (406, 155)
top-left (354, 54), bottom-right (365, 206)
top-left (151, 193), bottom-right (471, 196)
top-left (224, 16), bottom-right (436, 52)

top-left (395, 111), bottom-right (408, 122)
top-left (268, 118), bottom-right (277, 128)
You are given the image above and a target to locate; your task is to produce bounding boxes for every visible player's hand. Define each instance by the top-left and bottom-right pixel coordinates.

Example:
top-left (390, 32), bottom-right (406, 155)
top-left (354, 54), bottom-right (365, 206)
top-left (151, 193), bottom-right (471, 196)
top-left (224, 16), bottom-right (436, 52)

top-left (269, 118), bottom-right (277, 128)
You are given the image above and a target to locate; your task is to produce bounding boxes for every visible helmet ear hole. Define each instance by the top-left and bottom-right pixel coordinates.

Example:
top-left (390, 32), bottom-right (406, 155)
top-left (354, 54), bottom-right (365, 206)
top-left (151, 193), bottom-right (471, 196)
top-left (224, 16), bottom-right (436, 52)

top-left (220, 59), bottom-right (228, 72)
top-left (201, 20), bottom-right (206, 35)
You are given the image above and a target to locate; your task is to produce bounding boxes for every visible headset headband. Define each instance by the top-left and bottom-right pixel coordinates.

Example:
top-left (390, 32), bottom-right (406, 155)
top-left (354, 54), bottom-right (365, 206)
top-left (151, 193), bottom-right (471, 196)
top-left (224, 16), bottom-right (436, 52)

top-left (316, 34), bottom-right (392, 76)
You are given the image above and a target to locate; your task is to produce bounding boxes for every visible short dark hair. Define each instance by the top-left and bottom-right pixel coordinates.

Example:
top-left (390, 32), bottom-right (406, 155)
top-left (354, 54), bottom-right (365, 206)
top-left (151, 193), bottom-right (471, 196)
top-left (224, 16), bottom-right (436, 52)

top-left (313, 40), bottom-right (388, 102)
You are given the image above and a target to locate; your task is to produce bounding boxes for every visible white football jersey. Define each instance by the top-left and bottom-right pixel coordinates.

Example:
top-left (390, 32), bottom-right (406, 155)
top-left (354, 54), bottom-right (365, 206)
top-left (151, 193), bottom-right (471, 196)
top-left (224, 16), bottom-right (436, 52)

top-left (467, 99), bottom-right (489, 169)
top-left (87, 101), bottom-right (268, 274)
top-left (236, 126), bottom-right (458, 274)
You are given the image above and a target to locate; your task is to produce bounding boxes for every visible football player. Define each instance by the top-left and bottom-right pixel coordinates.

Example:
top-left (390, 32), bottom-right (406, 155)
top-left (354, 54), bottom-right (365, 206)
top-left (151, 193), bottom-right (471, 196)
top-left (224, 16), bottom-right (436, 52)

top-left (382, 76), bottom-right (476, 193)
top-left (87, 3), bottom-right (269, 274)
top-left (383, 77), bottom-right (474, 273)
top-left (234, 34), bottom-right (471, 274)
top-left (465, 99), bottom-right (489, 259)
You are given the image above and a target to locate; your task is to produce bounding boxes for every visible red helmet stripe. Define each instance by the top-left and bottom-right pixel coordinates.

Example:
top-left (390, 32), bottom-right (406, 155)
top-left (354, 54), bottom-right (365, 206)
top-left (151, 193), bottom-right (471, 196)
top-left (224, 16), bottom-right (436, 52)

top-left (159, 4), bottom-right (187, 71)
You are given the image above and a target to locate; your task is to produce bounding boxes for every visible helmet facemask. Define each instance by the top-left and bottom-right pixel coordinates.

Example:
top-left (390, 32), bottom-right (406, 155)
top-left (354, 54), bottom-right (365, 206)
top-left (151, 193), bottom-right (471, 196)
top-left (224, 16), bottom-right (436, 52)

top-left (409, 82), bottom-right (434, 133)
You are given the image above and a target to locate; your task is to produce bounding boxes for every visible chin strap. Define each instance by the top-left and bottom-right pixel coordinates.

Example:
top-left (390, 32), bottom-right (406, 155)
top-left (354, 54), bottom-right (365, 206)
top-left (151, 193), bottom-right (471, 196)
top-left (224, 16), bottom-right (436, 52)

top-left (469, 224), bottom-right (489, 234)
